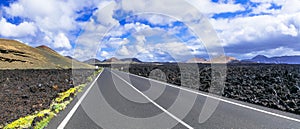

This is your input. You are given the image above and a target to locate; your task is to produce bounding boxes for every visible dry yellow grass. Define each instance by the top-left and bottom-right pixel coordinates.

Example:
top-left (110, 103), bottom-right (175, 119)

top-left (0, 38), bottom-right (93, 69)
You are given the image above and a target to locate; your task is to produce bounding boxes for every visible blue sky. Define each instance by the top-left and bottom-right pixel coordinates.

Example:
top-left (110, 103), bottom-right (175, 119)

top-left (0, 0), bottom-right (299, 62)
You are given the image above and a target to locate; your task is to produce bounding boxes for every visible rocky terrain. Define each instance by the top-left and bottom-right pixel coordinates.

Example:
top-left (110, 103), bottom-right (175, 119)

top-left (112, 63), bottom-right (300, 114)
top-left (0, 69), bottom-right (95, 126)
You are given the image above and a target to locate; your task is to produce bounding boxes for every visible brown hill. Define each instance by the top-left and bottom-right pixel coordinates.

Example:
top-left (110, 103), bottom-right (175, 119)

top-left (103, 57), bottom-right (121, 62)
top-left (84, 58), bottom-right (102, 64)
top-left (186, 56), bottom-right (238, 64)
top-left (186, 57), bottom-right (208, 63)
top-left (210, 55), bottom-right (237, 63)
top-left (0, 39), bottom-right (93, 69)
top-left (36, 45), bottom-right (60, 56)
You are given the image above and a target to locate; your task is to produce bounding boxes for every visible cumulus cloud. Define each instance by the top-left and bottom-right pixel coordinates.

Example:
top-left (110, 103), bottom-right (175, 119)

top-left (53, 33), bottom-right (72, 49)
top-left (0, 17), bottom-right (36, 37)
top-left (4, 0), bottom-right (77, 32)
top-left (210, 12), bottom-right (300, 45)
top-left (100, 51), bottom-right (110, 57)
top-left (1, 0), bottom-right (299, 61)
top-left (95, 1), bottom-right (119, 26)
top-left (281, 0), bottom-right (300, 14)
top-left (116, 45), bottom-right (130, 56)
top-left (107, 38), bottom-right (129, 48)
top-left (243, 47), bottom-right (300, 59)
top-left (155, 42), bottom-right (191, 56)
top-left (251, 3), bottom-right (280, 15)
top-left (187, 0), bottom-right (245, 16)
top-left (74, 1), bottom-right (118, 60)
top-left (2, 0), bottom-right (108, 59)
top-left (137, 14), bottom-right (176, 25)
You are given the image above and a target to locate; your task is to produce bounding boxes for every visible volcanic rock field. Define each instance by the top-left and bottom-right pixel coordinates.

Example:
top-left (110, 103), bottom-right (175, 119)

top-left (1, 63), bottom-right (300, 126)
top-left (0, 69), bottom-right (95, 126)
top-left (112, 63), bottom-right (300, 114)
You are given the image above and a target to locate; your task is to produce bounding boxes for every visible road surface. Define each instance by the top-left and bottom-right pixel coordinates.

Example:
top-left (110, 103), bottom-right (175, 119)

top-left (48, 68), bottom-right (300, 129)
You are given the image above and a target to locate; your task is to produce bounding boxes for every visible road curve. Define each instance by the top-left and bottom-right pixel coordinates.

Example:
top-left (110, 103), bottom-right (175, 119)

top-left (49, 68), bottom-right (300, 129)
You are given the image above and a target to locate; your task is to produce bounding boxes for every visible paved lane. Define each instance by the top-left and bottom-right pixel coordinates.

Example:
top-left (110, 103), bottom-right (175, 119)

top-left (53, 68), bottom-right (300, 129)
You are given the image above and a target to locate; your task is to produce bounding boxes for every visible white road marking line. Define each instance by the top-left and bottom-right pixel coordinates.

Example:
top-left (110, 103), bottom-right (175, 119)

top-left (57, 69), bottom-right (104, 129)
top-left (111, 71), bottom-right (194, 129)
top-left (113, 69), bottom-right (300, 123)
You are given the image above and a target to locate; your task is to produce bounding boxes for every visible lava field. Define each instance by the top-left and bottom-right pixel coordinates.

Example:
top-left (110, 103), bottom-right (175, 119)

top-left (111, 63), bottom-right (300, 115)
top-left (0, 69), bottom-right (95, 125)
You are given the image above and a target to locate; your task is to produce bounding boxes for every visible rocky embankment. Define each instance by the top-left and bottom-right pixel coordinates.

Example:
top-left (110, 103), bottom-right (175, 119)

top-left (0, 69), bottom-right (94, 126)
top-left (113, 64), bottom-right (300, 114)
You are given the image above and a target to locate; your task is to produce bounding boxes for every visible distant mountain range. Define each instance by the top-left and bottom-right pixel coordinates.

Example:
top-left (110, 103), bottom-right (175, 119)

top-left (84, 57), bottom-right (142, 64)
top-left (185, 55), bottom-right (300, 64)
top-left (186, 56), bottom-right (238, 63)
top-left (186, 57), bottom-right (208, 63)
top-left (241, 55), bottom-right (300, 64)
top-left (0, 39), bottom-right (93, 69)
top-left (120, 58), bottom-right (142, 63)
top-left (103, 57), bottom-right (121, 62)
top-left (83, 58), bottom-right (102, 64)
top-left (1, 39), bottom-right (299, 68)
top-left (87, 55), bottom-right (300, 65)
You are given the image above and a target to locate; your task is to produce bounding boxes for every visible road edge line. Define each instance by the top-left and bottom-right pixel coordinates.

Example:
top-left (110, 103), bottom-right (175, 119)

top-left (57, 69), bottom-right (104, 129)
top-left (113, 69), bottom-right (300, 123)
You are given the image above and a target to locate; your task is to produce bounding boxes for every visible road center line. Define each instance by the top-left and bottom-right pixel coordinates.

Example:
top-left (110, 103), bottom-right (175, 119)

top-left (57, 69), bottom-right (104, 129)
top-left (111, 70), bottom-right (194, 129)
top-left (113, 69), bottom-right (300, 123)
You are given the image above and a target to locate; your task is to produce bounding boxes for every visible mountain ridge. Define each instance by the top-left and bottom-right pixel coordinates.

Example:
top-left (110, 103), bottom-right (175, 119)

top-left (0, 39), bottom-right (93, 69)
top-left (242, 55), bottom-right (300, 64)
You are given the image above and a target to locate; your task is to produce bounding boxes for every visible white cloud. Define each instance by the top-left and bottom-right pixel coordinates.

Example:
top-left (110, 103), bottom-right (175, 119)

top-left (0, 17), bottom-right (36, 37)
top-left (2, 0), bottom-right (299, 61)
top-left (5, 3), bottom-right (24, 16)
top-left (248, 0), bottom-right (300, 15)
top-left (281, 0), bottom-right (300, 14)
top-left (4, 0), bottom-right (77, 32)
top-left (243, 47), bottom-right (300, 58)
top-left (204, 0), bottom-right (300, 60)
top-left (106, 22), bottom-right (154, 37)
top-left (116, 45), bottom-right (130, 56)
top-left (107, 38), bottom-right (129, 48)
top-left (100, 51), bottom-right (109, 57)
top-left (95, 1), bottom-right (119, 26)
top-left (251, 3), bottom-right (281, 15)
top-left (133, 35), bottom-right (147, 53)
top-left (122, 0), bottom-right (245, 19)
top-left (186, 0), bottom-right (245, 16)
top-left (74, 1), bottom-right (118, 60)
top-left (137, 14), bottom-right (176, 25)
top-left (124, 22), bottom-right (151, 32)
top-left (58, 50), bottom-right (73, 57)
top-left (250, 0), bottom-right (300, 14)
top-left (2, 0), bottom-right (111, 56)
top-left (155, 42), bottom-right (191, 56)
top-left (53, 33), bottom-right (72, 49)
top-left (249, 0), bottom-right (285, 6)
top-left (210, 12), bottom-right (300, 46)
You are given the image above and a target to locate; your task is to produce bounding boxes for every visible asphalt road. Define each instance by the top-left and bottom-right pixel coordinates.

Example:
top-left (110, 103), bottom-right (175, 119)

top-left (51, 68), bottom-right (300, 129)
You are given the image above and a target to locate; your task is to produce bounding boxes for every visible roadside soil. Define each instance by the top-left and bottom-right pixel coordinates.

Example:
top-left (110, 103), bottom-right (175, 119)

top-left (0, 69), bottom-right (95, 125)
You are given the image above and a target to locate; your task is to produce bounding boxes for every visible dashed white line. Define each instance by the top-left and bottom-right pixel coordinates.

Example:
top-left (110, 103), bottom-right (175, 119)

top-left (113, 69), bottom-right (300, 123)
top-left (111, 71), bottom-right (194, 129)
top-left (57, 69), bottom-right (104, 129)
